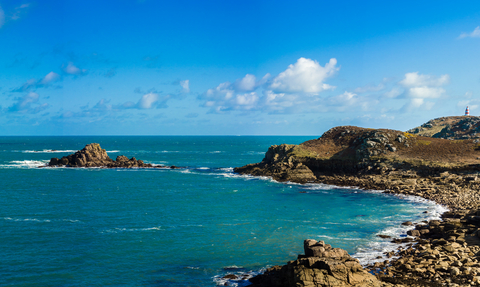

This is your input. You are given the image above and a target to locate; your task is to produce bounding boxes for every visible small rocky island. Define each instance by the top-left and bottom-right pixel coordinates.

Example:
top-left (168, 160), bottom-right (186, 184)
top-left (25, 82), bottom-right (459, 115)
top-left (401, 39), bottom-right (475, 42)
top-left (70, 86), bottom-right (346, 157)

top-left (47, 143), bottom-right (170, 168)
top-left (235, 116), bottom-right (480, 287)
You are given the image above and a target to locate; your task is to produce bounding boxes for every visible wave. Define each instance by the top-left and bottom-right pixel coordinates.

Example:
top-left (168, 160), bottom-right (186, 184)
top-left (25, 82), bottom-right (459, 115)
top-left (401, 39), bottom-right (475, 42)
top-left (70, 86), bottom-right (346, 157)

top-left (213, 267), bottom-right (264, 287)
top-left (317, 235), bottom-right (362, 241)
top-left (22, 149), bottom-right (77, 153)
top-left (102, 226), bottom-right (162, 233)
top-left (2, 217), bottom-right (81, 223)
top-left (0, 160), bottom-right (49, 169)
top-left (352, 194), bottom-right (447, 266)
top-left (21, 149), bottom-right (120, 153)
top-left (3, 217), bottom-right (51, 223)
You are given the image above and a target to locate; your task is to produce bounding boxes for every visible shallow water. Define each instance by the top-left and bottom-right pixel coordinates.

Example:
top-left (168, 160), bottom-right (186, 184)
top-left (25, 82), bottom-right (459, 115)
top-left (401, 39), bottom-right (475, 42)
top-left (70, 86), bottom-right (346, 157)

top-left (0, 136), bottom-right (446, 286)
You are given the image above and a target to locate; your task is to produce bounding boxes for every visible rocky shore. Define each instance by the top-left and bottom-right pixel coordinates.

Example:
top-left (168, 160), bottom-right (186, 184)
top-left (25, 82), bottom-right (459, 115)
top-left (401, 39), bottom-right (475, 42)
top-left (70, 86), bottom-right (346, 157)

top-left (233, 122), bottom-right (480, 286)
top-left (46, 143), bottom-right (176, 169)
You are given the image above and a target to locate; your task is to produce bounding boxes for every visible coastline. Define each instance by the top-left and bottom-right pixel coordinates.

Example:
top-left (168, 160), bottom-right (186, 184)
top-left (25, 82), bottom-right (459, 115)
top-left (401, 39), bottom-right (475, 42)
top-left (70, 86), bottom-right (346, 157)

top-left (237, 172), bottom-right (480, 286)
top-left (231, 125), bottom-right (480, 286)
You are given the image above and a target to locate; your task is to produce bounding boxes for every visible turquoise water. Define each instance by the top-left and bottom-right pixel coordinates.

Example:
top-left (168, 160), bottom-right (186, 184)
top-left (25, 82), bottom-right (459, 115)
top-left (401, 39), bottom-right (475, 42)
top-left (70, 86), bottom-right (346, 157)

top-left (0, 136), bottom-right (445, 286)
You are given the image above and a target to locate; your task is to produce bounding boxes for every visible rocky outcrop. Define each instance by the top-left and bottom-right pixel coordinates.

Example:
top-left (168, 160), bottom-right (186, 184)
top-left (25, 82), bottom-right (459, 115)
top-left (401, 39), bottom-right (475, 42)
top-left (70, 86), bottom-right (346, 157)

top-left (235, 144), bottom-right (317, 183)
top-left (408, 116), bottom-right (480, 140)
top-left (234, 126), bottom-right (422, 182)
top-left (48, 143), bottom-right (158, 168)
top-left (249, 239), bottom-right (385, 287)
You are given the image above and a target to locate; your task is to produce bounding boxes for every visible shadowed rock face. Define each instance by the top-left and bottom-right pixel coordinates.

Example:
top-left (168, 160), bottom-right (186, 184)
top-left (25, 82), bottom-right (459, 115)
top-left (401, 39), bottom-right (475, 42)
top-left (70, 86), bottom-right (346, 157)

top-left (248, 239), bottom-right (382, 287)
top-left (48, 143), bottom-right (155, 168)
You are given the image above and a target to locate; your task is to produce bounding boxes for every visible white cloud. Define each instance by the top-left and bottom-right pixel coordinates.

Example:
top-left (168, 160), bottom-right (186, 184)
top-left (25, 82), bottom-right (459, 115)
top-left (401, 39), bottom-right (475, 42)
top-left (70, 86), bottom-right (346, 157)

top-left (384, 87), bottom-right (403, 98)
top-left (40, 72), bottom-right (60, 85)
top-left (400, 72), bottom-right (449, 88)
top-left (7, 92), bottom-right (49, 114)
top-left (399, 72), bottom-right (449, 99)
top-left (12, 71), bottom-right (61, 92)
top-left (327, 91), bottom-right (357, 106)
top-left (234, 74), bottom-right (257, 92)
top-left (63, 62), bottom-right (87, 75)
top-left (201, 82), bottom-right (260, 113)
top-left (180, 80), bottom-right (190, 93)
top-left (409, 98), bottom-right (424, 108)
top-left (407, 87), bottom-right (445, 99)
top-left (199, 58), bottom-right (340, 114)
top-left (459, 26), bottom-right (480, 39)
top-left (137, 93), bottom-right (159, 109)
top-left (199, 73), bottom-right (270, 112)
top-left (268, 57), bottom-right (338, 94)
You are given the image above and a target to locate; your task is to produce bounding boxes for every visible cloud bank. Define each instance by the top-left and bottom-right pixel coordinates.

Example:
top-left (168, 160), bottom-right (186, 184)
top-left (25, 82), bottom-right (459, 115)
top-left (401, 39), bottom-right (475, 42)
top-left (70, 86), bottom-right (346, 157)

top-left (199, 57), bottom-right (339, 114)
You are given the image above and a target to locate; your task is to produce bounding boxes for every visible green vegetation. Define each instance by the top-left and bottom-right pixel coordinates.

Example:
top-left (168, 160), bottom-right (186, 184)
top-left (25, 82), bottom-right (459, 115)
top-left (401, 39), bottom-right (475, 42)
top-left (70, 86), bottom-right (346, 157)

top-left (403, 132), bottom-right (416, 138)
top-left (416, 140), bottom-right (432, 146)
top-left (291, 146), bottom-right (319, 159)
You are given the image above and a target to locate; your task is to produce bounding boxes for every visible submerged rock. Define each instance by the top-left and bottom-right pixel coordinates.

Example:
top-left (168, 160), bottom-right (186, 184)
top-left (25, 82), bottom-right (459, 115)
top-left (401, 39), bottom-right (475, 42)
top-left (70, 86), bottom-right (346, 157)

top-left (47, 143), bottom-right (158, 168)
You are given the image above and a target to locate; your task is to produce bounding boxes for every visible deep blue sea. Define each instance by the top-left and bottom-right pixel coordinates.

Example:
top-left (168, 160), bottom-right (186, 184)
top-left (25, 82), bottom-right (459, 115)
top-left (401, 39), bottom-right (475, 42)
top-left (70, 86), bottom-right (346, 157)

top-left (0, 136), bottom-right (446, 286)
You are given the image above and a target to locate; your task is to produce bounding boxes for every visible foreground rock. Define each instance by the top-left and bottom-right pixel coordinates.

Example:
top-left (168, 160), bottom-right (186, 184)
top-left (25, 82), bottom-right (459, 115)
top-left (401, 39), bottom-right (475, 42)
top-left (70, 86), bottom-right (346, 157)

top-left (47, 143), bottom-right (164, 168)
top-left (368, 208), bottom-right (480, 286)
top-left (249, 239), bottom-right (387, 287)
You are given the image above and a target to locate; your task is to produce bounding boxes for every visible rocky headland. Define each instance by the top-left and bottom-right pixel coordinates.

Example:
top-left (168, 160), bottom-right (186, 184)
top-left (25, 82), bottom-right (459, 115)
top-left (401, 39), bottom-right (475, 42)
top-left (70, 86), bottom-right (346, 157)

top-left (408, 116), bottom-right (480, 141)
top-left (234, 116), bottom-right (480, 286)
top-left (46, 143), bottom-right (173, 168)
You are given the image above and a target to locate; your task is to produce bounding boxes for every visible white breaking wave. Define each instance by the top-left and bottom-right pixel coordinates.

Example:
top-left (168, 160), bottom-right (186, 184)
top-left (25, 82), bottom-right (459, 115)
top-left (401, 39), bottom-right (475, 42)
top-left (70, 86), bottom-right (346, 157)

top-left (317, 235), bottom-right (362, 241)
top-left (102, 226), bottom-right (162, 233)
top-left (22, 149), bottom-right (77, 153)
top-left (0, 160), bottom-right (49, 169)
top-left (3, 217), bottom-right (51, 223)
top-left (352, 194), bottom-right (448, 266)
top-left (213, 267), bottom-right (263, 287)
top-left (2, 217), bottom-right (81, 223)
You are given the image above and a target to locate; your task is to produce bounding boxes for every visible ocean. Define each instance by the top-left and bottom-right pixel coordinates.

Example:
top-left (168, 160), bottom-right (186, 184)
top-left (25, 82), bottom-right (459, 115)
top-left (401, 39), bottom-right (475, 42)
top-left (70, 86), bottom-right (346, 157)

top-left (0, 136), bottom-right (446, 286)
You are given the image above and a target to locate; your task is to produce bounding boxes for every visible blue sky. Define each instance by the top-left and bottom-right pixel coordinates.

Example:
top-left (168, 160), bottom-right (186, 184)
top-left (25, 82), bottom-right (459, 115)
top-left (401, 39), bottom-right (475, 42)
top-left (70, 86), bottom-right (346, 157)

top-left (1, 0), bottom-right (480, 135)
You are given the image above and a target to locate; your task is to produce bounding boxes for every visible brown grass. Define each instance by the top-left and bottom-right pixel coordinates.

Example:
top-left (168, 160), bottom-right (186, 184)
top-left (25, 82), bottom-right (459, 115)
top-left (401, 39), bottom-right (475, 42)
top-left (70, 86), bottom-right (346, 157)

top-left (298, 126), bottom-right (480, 166)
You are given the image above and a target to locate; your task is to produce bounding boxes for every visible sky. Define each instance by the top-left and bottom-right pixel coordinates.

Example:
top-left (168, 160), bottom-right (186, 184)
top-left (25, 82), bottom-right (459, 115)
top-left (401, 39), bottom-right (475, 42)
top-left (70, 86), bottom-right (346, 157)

top-left (1, 1), bottom-right (480, 135)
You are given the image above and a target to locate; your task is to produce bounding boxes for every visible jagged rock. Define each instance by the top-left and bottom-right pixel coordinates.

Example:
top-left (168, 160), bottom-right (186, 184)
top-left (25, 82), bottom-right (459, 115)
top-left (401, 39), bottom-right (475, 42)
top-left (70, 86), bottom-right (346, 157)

top-left (249, 240), bottom-right (382, 287)
top-left (48, 143), bottom-right (157, 168)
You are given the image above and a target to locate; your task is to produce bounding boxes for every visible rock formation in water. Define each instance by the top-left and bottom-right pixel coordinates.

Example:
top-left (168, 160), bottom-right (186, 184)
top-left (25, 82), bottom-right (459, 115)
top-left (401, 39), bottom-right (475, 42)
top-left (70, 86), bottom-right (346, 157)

top-left (47, 143), bottom-right (158, 168)
top-left (248, 239), bottom-right (384, 287)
